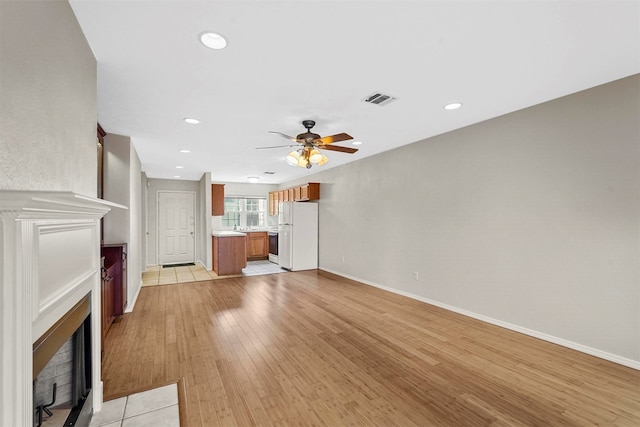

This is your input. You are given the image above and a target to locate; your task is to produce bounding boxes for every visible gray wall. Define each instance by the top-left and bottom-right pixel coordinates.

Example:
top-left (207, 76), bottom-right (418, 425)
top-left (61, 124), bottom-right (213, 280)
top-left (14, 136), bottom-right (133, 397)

top-left (0, 0), bottom-right (96, 196)
top-left (285, 75), bottom-right (640, 365)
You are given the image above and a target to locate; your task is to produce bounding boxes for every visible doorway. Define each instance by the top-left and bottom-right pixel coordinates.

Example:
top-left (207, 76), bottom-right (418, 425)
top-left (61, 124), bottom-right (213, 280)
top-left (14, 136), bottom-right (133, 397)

top-left (157, 191), bottom-right (196, 265)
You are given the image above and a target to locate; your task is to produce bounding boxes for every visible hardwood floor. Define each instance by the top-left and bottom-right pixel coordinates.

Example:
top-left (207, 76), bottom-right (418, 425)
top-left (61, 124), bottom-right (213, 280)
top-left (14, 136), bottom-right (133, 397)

top-left (102, 270), bottom-right (640, 426)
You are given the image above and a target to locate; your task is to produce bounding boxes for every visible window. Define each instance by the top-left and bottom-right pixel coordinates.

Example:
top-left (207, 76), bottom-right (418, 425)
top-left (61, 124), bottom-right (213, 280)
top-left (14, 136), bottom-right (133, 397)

top-left (222, 197), bottom-right (266, 228)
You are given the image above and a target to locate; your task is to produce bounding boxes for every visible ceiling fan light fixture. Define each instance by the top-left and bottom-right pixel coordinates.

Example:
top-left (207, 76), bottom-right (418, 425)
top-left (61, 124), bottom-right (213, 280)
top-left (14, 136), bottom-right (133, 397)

top-left (317, 154), bottom-right (329, 166)
top-left (286, 151), bottom-right (300, 166)
top-left (297, 155), bottom-right (309, 168)
top-left (309, 149), bottom-right (323, 164)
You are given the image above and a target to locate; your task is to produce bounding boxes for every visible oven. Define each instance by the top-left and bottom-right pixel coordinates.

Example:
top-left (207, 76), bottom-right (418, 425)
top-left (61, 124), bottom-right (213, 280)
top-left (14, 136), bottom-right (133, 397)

top-left (268, 231), bottom-right (278, 263)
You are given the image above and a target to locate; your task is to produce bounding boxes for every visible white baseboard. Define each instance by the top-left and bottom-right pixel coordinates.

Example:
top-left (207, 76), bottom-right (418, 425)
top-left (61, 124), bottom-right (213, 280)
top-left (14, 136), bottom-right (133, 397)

top-left (125, 280), bottom-right (142, 313)
top-left (94, 380), bottom-right (103, 412)
top-left (321, 268), bottom-right (640, 371)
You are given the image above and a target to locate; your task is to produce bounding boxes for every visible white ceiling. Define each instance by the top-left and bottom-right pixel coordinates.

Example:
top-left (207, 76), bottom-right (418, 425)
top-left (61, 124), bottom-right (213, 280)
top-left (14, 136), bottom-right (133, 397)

top-left (69, 0), bottom-right (639, 184)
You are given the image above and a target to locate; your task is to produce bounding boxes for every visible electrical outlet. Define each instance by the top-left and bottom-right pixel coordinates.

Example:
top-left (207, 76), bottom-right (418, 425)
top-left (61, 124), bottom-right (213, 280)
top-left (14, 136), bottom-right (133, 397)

top-left (413, 271), bottom-right (419, 280)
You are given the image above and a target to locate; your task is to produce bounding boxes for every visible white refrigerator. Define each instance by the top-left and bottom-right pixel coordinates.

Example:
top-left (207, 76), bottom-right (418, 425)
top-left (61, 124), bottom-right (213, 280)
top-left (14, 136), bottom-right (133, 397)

top-left (278, 202), bottom-right (318, 271)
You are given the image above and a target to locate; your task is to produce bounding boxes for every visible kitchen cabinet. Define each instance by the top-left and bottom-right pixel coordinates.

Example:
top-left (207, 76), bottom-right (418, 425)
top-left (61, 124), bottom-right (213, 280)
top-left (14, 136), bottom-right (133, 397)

top-left (100, 257), bottom-right (116, 357)
top-left (269, 192), bottom-right (277, 216)
top-left (296, 183), bottom-right (319, 201)
top-left (246, 232), bottom-right (268, 260)
top-left (212, 233), bottom-right (247, 275)
top-left (101, 243), bottom-right (127, 316)
top-left (269, 183), bottom-right (320, 215)
top-left (212, 184), bottom-right (225, 216)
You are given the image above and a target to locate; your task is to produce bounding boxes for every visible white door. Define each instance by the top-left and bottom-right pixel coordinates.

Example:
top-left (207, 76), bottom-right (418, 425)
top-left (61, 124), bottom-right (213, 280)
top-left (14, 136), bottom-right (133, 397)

top-left (158, 191), bottom-right (195, 265)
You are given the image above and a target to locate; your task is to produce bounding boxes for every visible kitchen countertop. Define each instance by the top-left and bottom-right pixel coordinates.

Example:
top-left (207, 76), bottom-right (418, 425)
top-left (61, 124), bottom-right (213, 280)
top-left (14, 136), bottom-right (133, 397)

top-left (212, 231), bottom-right (247, 237)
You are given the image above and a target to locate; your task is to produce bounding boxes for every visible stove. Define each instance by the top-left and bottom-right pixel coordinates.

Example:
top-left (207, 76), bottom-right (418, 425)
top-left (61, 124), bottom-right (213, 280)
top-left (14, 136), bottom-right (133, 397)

top-left (268, 231), bottom-right (278, 264)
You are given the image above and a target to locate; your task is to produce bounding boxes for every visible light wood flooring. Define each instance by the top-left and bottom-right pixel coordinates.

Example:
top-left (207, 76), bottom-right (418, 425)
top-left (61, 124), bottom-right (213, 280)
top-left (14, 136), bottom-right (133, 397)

top-left (102, 270), bottom-right (640, 426)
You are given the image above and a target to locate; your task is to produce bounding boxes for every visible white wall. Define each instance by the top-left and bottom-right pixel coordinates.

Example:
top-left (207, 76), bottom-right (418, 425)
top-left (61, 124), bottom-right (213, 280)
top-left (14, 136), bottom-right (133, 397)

top-left (0, 0), bottom-right (97, 197)
top-left (128, 144), bottom-right (142, 309)
top-left (103, 134), bottom-right (130, 244)
top-left (199, 173), bottom-right (212, 269)
top-left (0, 2), bottom-right (104, 423)
top-left (102, 133), bottom-right (142, 312)
top-left (284, 75), bottom-right (640, 366)
top-left (141, 172), bottom-right (149, 273)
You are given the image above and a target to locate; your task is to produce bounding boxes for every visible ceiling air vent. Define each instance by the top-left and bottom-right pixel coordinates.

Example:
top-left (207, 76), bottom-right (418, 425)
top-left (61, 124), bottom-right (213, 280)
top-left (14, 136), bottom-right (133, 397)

top-left (362, 92), bottom-right (397, 106)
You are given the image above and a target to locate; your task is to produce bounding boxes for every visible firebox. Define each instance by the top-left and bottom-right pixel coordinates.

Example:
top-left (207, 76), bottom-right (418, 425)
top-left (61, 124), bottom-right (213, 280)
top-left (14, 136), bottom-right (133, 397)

top-left (32, 294), bottom-right (93, 427)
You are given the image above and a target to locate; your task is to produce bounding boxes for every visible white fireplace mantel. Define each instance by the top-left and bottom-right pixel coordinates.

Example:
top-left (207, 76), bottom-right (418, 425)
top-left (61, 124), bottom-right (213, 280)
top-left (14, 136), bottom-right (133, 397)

top-left (0, 190), bottom-right (124, 427)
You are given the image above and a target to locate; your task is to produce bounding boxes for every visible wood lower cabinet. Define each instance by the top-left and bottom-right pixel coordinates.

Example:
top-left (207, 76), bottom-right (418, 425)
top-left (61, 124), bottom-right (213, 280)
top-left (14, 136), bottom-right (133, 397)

top-left (100, 258), bottom-right (116, 357)
top-left (246, 232), bottom-right (268, 260)
top-left (213, 235), bottom-right (247, 275)
top-left (101, 243), bottom-right (127, 316)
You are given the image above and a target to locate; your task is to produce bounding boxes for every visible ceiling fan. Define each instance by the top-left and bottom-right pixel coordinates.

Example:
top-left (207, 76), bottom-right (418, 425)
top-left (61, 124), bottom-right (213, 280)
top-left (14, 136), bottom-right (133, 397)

top-left (258, 120), bottom-right (358, 169)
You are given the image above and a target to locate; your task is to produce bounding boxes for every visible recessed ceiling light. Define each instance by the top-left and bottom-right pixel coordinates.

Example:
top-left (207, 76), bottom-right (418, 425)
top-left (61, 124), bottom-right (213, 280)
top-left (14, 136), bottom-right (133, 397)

top-left (444, 102), bottom-right (462, 110)
top-left (199, 31), bottom-right (227, 50)
top-left (183, 118), bottom-right (200, 124)
top-left (173, 175), bottom-right (181, 178)
top-left (176, 166), bottom-right (184, 169)
top-left (248, 176), bottom-right (260, 183)
top-left (352, 141), bottom-right (362, 146)
top-left (179, 149), bottom-right (191, 153)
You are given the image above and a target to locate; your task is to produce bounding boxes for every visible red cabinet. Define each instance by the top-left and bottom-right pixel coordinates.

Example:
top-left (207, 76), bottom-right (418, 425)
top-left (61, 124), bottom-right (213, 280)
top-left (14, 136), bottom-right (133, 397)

top-left (100, 257), bottom-right (116, 357)
top-left (101, 243), bottom-right (127, 316)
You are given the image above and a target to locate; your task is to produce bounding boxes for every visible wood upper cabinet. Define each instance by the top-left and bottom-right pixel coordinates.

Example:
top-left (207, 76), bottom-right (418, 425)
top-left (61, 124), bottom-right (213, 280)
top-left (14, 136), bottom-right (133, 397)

top-left (212, 184), bottom-right (225, 216)
top-left (297, 183), bottom-right (319, 201)
top-left (246, 232), bottom-right (268, 260)
top-left (269, 192), bottom-right (278, 216)
top-left (268, 183), bottom-right (320, 216)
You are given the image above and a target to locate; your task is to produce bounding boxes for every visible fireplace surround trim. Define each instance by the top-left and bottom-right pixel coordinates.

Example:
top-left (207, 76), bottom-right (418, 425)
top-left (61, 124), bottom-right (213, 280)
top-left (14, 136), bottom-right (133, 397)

top-left (0, 190), bottom-right (121, 427)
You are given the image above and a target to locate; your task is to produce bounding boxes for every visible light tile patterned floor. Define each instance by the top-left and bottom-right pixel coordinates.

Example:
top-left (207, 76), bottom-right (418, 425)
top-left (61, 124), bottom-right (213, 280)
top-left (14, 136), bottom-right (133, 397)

top-left (89, 384), bottom-right (179, 427)
top-left (142, 261), bottom-right (285, 287)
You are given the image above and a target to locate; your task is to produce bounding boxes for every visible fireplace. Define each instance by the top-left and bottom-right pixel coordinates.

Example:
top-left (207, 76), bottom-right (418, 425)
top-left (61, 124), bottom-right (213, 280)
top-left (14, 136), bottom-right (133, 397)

top-left (0, 191), bottom-right (118, 426)
top-left (33, 295), bottom-right (93, 426)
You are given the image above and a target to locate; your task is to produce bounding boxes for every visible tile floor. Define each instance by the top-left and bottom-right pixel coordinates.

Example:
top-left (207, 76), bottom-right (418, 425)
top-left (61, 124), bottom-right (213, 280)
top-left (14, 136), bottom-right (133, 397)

top-left (142, 260), bottom-right (286, 287)
top-left (89, 384), bottom-right (179, 427)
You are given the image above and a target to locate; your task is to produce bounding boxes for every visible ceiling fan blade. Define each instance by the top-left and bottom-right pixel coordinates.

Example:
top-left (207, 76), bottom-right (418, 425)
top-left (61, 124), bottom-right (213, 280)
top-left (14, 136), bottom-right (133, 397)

top-left (256, 144), bottom-right (297, 150)
top-left (317, 133), bottom-right (353, 145)
top-left (318, 145), bottom-right (358, 154)
top-left (268, 131), bottom-right (298, 141)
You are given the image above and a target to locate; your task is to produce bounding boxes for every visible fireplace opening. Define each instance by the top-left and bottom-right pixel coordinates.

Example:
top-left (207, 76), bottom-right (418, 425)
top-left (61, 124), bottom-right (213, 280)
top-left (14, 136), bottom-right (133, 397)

top-left (33, 295), bottom-right (93, 427)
